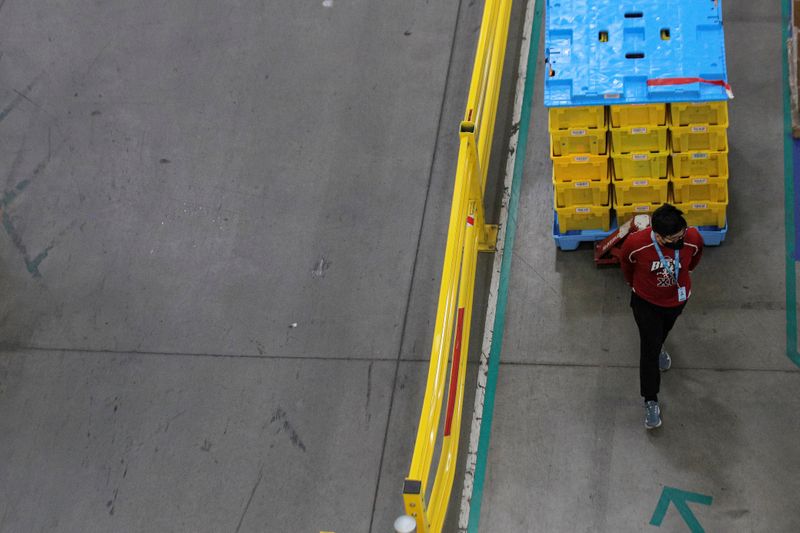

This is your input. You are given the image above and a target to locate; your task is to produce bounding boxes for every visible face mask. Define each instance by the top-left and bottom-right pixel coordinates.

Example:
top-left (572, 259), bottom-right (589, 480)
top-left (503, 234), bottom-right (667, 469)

top-left (663, 238), bottom-right (684, 250)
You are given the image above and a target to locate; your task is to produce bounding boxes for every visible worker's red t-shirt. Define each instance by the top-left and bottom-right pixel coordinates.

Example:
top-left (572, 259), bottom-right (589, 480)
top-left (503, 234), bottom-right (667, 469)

top-left (620, 227), bottom-right (704, 307)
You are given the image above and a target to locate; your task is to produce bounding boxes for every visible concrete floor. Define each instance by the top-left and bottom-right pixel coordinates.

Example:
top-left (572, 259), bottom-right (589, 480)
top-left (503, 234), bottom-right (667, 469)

top-left (479, 1), bottom-right (800, 532)
top-left (0, 1), bottom-right (797, 533)
top-left (0, 0), bottom-right (519, 532)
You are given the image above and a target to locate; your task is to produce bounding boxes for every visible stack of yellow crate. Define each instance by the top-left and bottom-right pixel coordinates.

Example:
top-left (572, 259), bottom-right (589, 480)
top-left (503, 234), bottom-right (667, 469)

top-left (668, 102), bottom-right (729, 227)
top-left (609, 104), bottom-right (670, 224)
top-left (549, 106), bottom-right (611, 232)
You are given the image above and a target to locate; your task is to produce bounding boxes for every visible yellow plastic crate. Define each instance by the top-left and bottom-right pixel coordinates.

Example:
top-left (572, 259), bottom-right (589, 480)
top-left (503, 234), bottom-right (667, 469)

top-left (550, 127), bottom-right (608, 156)
top-left (609, 104), bottom-right (667, 127)
top-left (552, 153), bottom-right (609, 182)
top-left (671, 150), bottom-right (729, 178)
top-left (669, 101), bottom-right (728, 126)
top-left (670, 124), bottom-right (728, 152)
top-left (555, 205), bottom-right (611, 232)
top-left (673, 201), bottom-right (727, 227)
top-left (613, 178), bottom-right (669, 205)
top-left (615, 202), bottom-right (662, 225)
top-left (549, 106), bottom-right (606, 130)
top-left (609, 125), bottom-right (668, 153)
top-left (671, 176), bottom-right (729, 203)
top-left (611, 150), bottom-right (669, 179)
top-left (553, 175), bottom-right (610, 208)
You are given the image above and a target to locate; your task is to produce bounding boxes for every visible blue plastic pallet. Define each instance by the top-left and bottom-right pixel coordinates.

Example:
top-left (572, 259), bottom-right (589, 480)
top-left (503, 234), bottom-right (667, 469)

top-left (554, 214), bottom-right (727, 250)
top-left (545, 0), bottom-right (730, 106)
top-left (553, 212), bottom-right (618, 251)
top-left (697, 223), bottom-right (727, 246)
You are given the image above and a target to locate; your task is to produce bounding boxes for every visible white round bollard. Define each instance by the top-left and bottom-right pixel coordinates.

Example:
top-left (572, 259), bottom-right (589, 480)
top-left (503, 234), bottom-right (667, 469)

top-left (393, 515), bottom-right (417, 533)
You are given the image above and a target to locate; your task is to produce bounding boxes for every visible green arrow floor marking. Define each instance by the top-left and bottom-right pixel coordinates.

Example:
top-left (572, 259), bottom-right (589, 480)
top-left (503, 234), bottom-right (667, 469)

top-left (650, 486), bottom-right (713, 533)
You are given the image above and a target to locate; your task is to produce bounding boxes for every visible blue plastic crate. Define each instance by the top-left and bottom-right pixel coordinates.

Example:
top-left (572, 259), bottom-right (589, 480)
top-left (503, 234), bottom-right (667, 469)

top-left (697, 223), bottom-right (727, 246)
top-left (553, 212), bottom-right (618, 251)
top-left (545, 0), bottom-right (730, 107)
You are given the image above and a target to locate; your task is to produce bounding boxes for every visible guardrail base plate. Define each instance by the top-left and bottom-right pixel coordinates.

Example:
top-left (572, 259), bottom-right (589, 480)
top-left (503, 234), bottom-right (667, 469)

top-left (479, 224), bottom-right (499, 252)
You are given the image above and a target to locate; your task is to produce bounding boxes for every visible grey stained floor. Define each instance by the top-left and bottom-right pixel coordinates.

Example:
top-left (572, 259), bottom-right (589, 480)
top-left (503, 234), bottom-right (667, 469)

top-left (0, 0), bottom-right (516, 532)
top-left (480, 1), bottom-right (800, 533)
top-left (0, 1), bottom-right (797, 533)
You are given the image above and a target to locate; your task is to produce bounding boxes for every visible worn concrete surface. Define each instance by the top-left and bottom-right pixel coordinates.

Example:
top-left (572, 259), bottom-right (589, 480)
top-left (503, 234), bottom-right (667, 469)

top-left (0, 0), bottom-right (518, 531)
top-left (480, 365), bottom-right (800, 532)
top-left (3, 1), bottom-right (792, 532)
top-left (480, 1), bottom-right (800, 531)
top-left (0, 351), bottom-right (395, 532)
top-left (0, 0), bottom-right (462, 359)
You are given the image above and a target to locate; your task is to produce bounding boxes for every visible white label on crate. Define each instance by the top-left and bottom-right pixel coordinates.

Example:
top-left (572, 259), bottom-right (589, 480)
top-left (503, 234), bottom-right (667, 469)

top-left (692, 178), bottom-right (709, 184)
top-left (693, 203), bottom-right (708, 209)
top-left (571, 129), bottom-right (587, 136)
top-left (604, 93), bottom-right (621, 99)
top-left (574, 181), bottom-right (590, 188)
top-left (634, 205), bottom-right (651, 212)
top-left (691, 152), bottom-right (710, 159)
top-left (631, 127), bottom-right (648, 134)
top-left (573, 155), bottom-right (590, 162)
top-left (691, 125), bottom-right (708, 133)
top-left (575, 207), bottom-right (591, 213)
top-left (633, 180), bottom-right (649, 186)
top-left (632, 153), bottom-right (650, 161)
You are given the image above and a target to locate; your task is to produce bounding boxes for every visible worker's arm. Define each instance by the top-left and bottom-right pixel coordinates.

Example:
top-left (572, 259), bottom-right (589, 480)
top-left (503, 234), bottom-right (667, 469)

top-left (687, 228), bottom-right (704, 272)
top-left (620, 239), bottom-right (636, 286)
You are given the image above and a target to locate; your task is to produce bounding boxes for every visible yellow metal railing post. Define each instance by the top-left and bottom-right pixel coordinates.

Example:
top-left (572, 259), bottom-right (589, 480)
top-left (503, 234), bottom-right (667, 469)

top-left (406, 136), bottom-right (472, 489)
top-left (427, 200), bottom-right (480, 532)
top-left (400, 0), bottom-right (513, 530)
top-left (462, 121), bottom-right (498, 252)
top-left (402, 479), bottom-right (429, 533)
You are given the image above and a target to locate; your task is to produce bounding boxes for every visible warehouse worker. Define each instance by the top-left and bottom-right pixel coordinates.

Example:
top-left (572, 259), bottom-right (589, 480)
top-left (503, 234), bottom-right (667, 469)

top-left (620, 204), bottom-right (704, 429)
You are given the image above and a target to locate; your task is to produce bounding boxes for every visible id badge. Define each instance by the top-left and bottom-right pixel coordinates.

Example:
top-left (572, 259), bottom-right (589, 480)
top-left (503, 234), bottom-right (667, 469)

top-left (677, 286), bottom-right (687, 302)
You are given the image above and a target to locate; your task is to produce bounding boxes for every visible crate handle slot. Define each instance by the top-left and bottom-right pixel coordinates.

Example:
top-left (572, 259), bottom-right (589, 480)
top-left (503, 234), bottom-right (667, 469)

top-left (625, 52), bottom-right (645, 59)
top-left (624, 12), bottom-right (643, 18)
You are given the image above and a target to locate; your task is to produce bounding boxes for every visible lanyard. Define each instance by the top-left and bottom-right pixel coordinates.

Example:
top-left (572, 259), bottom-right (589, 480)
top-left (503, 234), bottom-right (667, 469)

top-left (651, 231), bottom-right (679, 284)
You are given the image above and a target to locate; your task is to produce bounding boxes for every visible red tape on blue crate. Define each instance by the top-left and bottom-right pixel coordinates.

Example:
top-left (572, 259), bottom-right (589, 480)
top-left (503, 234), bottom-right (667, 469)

top-left (647, 77), bottom-right (734, 100)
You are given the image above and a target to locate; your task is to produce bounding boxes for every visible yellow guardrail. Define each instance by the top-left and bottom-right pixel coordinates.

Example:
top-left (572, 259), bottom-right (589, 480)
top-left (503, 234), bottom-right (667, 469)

top-left (401, 0), bottom-right (513, 531)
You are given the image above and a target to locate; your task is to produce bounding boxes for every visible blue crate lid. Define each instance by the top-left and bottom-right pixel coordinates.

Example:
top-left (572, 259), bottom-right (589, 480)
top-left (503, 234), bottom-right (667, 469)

top-left (544, 0), bottom-right (731, 107)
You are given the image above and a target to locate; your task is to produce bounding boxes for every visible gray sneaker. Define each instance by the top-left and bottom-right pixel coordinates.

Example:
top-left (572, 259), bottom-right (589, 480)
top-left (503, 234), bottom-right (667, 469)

top-left (645, 401), bottom-right (662, 429)
top-left (659, 348), bottom-right (672, 371)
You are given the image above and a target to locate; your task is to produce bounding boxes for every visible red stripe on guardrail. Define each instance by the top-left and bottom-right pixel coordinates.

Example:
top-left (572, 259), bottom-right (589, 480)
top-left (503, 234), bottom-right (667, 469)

top-left (444, 307), bottom-right (466, 437)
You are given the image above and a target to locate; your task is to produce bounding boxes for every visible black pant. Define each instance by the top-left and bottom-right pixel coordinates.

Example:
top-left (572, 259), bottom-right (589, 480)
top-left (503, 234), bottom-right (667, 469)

top-left (630, 292), bottom-right (685, 400)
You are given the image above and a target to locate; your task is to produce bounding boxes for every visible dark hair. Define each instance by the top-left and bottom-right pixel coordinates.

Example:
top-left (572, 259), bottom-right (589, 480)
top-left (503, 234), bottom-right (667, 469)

top-left (651, 203), bottom-right (687, 236)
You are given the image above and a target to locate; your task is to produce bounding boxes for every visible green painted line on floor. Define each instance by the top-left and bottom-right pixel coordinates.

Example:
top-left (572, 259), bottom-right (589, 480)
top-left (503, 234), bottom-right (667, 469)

top-left (781, 0), bottom-right (800, 366)
top-left (466, 2), bottom-right (543, 531)
top-left (649, 486), bottom-right (713, 533)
